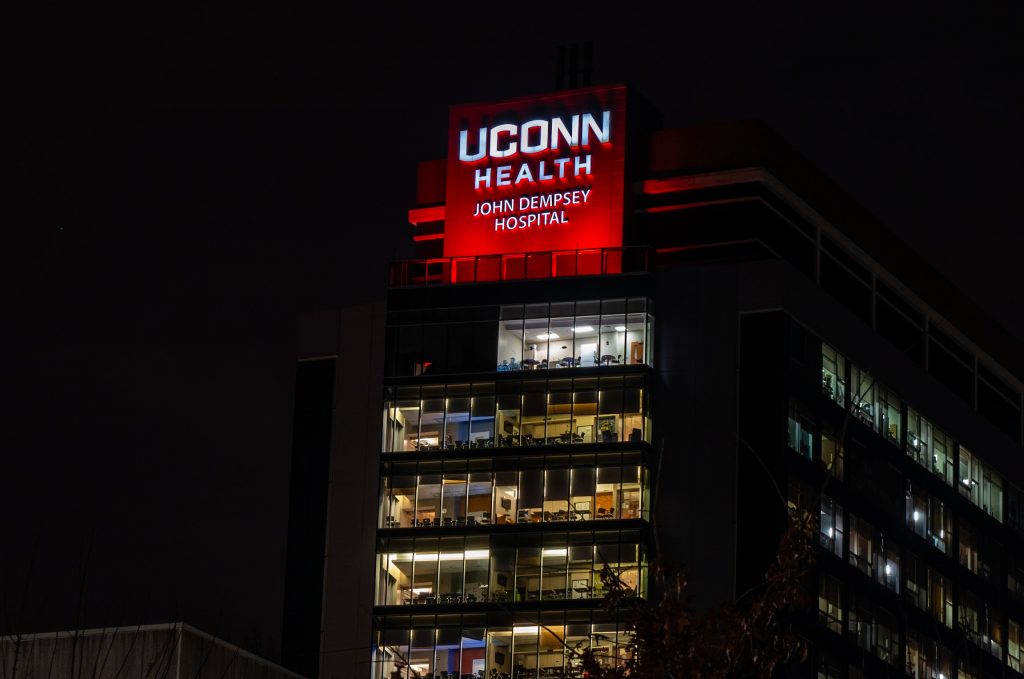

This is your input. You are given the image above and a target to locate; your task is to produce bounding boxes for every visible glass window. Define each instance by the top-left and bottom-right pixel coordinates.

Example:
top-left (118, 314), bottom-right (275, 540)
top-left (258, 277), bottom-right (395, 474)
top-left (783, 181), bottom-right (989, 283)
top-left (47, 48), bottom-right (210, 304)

top-left (959, 446), bottom-right (1004, 522)
top-left (466, 472), bottom-right (492, 526)
top-left (570, 467), bottom-right (595, 521)
top-left (408, 629), bottom-right (435, 679)
top-left (489, 548), bottom-right (514, 603)
top-left (817, 651), bottom-right (842, 679)
top-left (906, 484), bottom-right (951, 554)
top-left (1010, 557), bottom-right (1024, 602)
top-left (385, 400), bottom-right (422, 452)
top-left (851, 364), bottom-right (875, 428)
top-left (620, 466), bottom-right (643, 520)
top-left (906, 407), bottom-right (954, 486)
top-left (1010, 619), bottom-right (1022, 672)
top-left (494, 471), bottom-right (518, 526)
top-left (386, 377), bottom-right (650, 452)
top-left (877, 386), bottom-right (902, 446)
top-left (1008, 483), bottom-right (1024, 534)
top-left (820, 495), bottom-right (844, 557)
top-left (541, 543), bottom-right (568, 600)
top-left (787, 401), bottom-right (814, 459)
top-left (498, 298), bottom-right (652, 372)
top-left (821, 430), bottom-right (843, 480)
top-left (929, 568), bottom-right (953, 628)
top-left (496, 390), bottom-right (521, 447)
top-left (387, 476), bottom-right (417, 528)
top-left (960, 588), bottom-right (1003, 658)
top-left (598, 383), bottom-right (624, 443)
top-left (596, 466), bottom-right (622, 520)
top-left (959, 519), bottom-right (1002, 583)
top-left (598, 300), bottom-right (626, 367)
top-left (416, 475), bottom-right (442, 527)
top-left (469, 394), bottom-right (496, 448)
top-left (433, 627), bottom-right (461, 678)
top-left (515, 546), bottom-right (541, 601)
top-left (848, 514), bottom-right (873, 575)
top-left (877, 540), bottom-right (899, 593)
top-left (906, 631), bottom-right (951, 679)
top-left (821, 343), bottom-right (846, 406)
top-left (519, 469), bottom-right (544, 523)
top-left (848, 594), bottom-right (897, 664)
top-left (544, 469), bottom-right (570, 521)
top-left (420, 396), bottom-right (445, 450)
top-left (572, 310), bottom-right (600, 369)
top-left (818, 573), bottom-right (842, 634)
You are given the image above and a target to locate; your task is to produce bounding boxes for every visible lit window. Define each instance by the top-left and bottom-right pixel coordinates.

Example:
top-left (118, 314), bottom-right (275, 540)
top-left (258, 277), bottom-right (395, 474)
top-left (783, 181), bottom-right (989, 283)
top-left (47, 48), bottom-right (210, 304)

top-left (818, 573), bottom-right (842, 634)
top-left (821, 343), bottom-right (846, 406)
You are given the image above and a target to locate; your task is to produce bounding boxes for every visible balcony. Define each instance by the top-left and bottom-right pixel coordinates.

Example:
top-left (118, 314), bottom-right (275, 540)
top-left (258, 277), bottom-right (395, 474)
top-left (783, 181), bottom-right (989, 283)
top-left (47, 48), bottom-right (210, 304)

top-left (388, 246), bottom-right (653, 288)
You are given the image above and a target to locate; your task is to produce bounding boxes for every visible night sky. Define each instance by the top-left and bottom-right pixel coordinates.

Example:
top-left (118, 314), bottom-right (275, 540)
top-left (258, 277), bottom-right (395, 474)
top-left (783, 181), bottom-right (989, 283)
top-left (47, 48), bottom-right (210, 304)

top-left (3, 1), bottom-right (1022, 662)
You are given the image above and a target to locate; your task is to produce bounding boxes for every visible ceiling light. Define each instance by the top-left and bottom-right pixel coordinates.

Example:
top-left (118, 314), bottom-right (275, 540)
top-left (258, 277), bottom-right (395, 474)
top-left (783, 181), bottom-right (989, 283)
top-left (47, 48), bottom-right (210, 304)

top-left (572, 326), bottom-right (594, 333)
top-left (615, 326), bottom-right (627, 332)
top-left (542, 548), bottom-right (568, 557)
top-left (537, 333), bottom-right (559, 340)
top-left (513, 626), bottom-right (539, 635)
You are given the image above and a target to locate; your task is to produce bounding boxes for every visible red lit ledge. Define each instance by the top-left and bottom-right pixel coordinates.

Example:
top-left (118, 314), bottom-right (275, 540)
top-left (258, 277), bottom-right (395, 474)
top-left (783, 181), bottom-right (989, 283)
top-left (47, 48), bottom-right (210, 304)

top-left (388, 246), bottom-right (652, 287)
top-left (408, 205), bottom-right (445, 226)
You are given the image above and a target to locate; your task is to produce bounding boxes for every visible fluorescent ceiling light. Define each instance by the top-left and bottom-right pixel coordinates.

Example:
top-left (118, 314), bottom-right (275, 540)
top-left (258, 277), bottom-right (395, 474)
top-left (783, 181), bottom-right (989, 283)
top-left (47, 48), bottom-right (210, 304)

top-left (513, 626), bottom-right (539, 635)
top-left (537, 333), bottom-right (559, 340)
top-left (572, 326), bottom-right (594, 333)
top-left (542, 548), bottom-right (568, 557)
top-left (615, 326), bottom-right (627, 332)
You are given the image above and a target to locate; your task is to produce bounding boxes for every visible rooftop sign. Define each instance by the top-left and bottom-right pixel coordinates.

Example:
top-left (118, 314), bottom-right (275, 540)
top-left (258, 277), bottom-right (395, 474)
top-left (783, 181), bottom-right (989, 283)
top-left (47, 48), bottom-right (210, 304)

top-left (443, 85), bottom-right (627, 258)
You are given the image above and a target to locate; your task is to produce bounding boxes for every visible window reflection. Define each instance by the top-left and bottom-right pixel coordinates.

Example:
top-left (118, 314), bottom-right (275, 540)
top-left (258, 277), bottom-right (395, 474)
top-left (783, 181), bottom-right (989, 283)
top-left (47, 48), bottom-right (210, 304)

top-left (379, 464), bottom-right (646, 529)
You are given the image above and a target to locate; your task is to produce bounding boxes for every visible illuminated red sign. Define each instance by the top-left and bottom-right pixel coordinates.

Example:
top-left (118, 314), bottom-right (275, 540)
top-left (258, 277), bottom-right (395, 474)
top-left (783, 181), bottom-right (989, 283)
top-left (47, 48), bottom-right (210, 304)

top-left (443, 85), bottom-right (627, 258)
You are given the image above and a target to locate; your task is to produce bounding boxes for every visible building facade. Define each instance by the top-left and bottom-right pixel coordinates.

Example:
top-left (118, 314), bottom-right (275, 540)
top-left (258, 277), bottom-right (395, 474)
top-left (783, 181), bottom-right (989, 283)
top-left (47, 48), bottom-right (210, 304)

top-left (2, 623), bottom-right (306, 679)
top-left (283, 85), bottom-right (1024, 679)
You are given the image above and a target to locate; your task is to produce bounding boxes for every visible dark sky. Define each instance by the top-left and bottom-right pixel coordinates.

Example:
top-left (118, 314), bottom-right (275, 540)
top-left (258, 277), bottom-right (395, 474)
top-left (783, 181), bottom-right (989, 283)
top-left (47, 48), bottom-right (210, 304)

top-left (3, 0), bottom-right (1022, 663)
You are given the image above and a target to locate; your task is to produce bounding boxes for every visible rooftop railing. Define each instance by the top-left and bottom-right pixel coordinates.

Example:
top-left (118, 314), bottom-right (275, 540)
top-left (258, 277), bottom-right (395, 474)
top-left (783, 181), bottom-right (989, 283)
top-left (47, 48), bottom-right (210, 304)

top-left (388, 246), bottom-right (653, 288)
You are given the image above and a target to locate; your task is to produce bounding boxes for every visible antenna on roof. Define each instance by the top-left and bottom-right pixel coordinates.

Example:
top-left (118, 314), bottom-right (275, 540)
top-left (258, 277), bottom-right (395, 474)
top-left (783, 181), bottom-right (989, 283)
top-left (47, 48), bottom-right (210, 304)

top-left (556, 42), bottom-right (593, 90)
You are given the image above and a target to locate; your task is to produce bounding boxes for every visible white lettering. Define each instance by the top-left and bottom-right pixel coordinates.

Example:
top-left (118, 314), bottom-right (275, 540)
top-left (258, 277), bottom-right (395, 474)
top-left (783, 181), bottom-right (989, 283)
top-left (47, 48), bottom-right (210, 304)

top-left (489, 124), bottom-right (518, 158)
top-left (460, 110), bottom-right (611, 161)
top-left (515, 164), bottom-right (534, 185)
top-left (496, 165), bottom-right (512, 186)
top-left (574, 155), bottom-right (592, 176)
top-left (474, 167), bottom-right (491, 189)
top-left (550, 115), bottom-right (579, 150)
top-left (581, 111), bottom-right (611, 146)
top-left (459, 128), bottom-right (487, 161)
top-left (520, 119), bottom-right (549, 154)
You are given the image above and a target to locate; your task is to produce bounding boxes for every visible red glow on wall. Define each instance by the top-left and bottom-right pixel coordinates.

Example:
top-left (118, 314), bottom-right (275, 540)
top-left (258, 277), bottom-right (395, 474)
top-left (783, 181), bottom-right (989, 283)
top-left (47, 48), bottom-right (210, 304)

top-left (443, 85), bottom-right (627, 258)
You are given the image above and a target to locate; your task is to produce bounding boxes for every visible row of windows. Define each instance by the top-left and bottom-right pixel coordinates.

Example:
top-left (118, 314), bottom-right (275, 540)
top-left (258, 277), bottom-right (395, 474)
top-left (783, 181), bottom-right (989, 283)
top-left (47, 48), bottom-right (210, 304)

top-left (813, 228), bottom-right (1021, 445)
top-left (373, 621), bottom-right (631, 679)
top-left (497, 301), bottom-right (652, 371)
top-left (818, 344), bottom-right (1006, 524)
top-left (793, 490), bottom-right (902, 593)
top-left (383, 377), bottom-right (649, 453)
top-left (375, 533), bottom-right (644, 607)
top-left (819, 573), bottom-right (1018, 669)
top-left (790, 413), bottom-right (1024, 607)
top-left (384, 298), bottom-right (654, 378)
top-left (379, 466), bottom-right (646, 530)
top-left (794, 481), bottom-right (956, 587)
